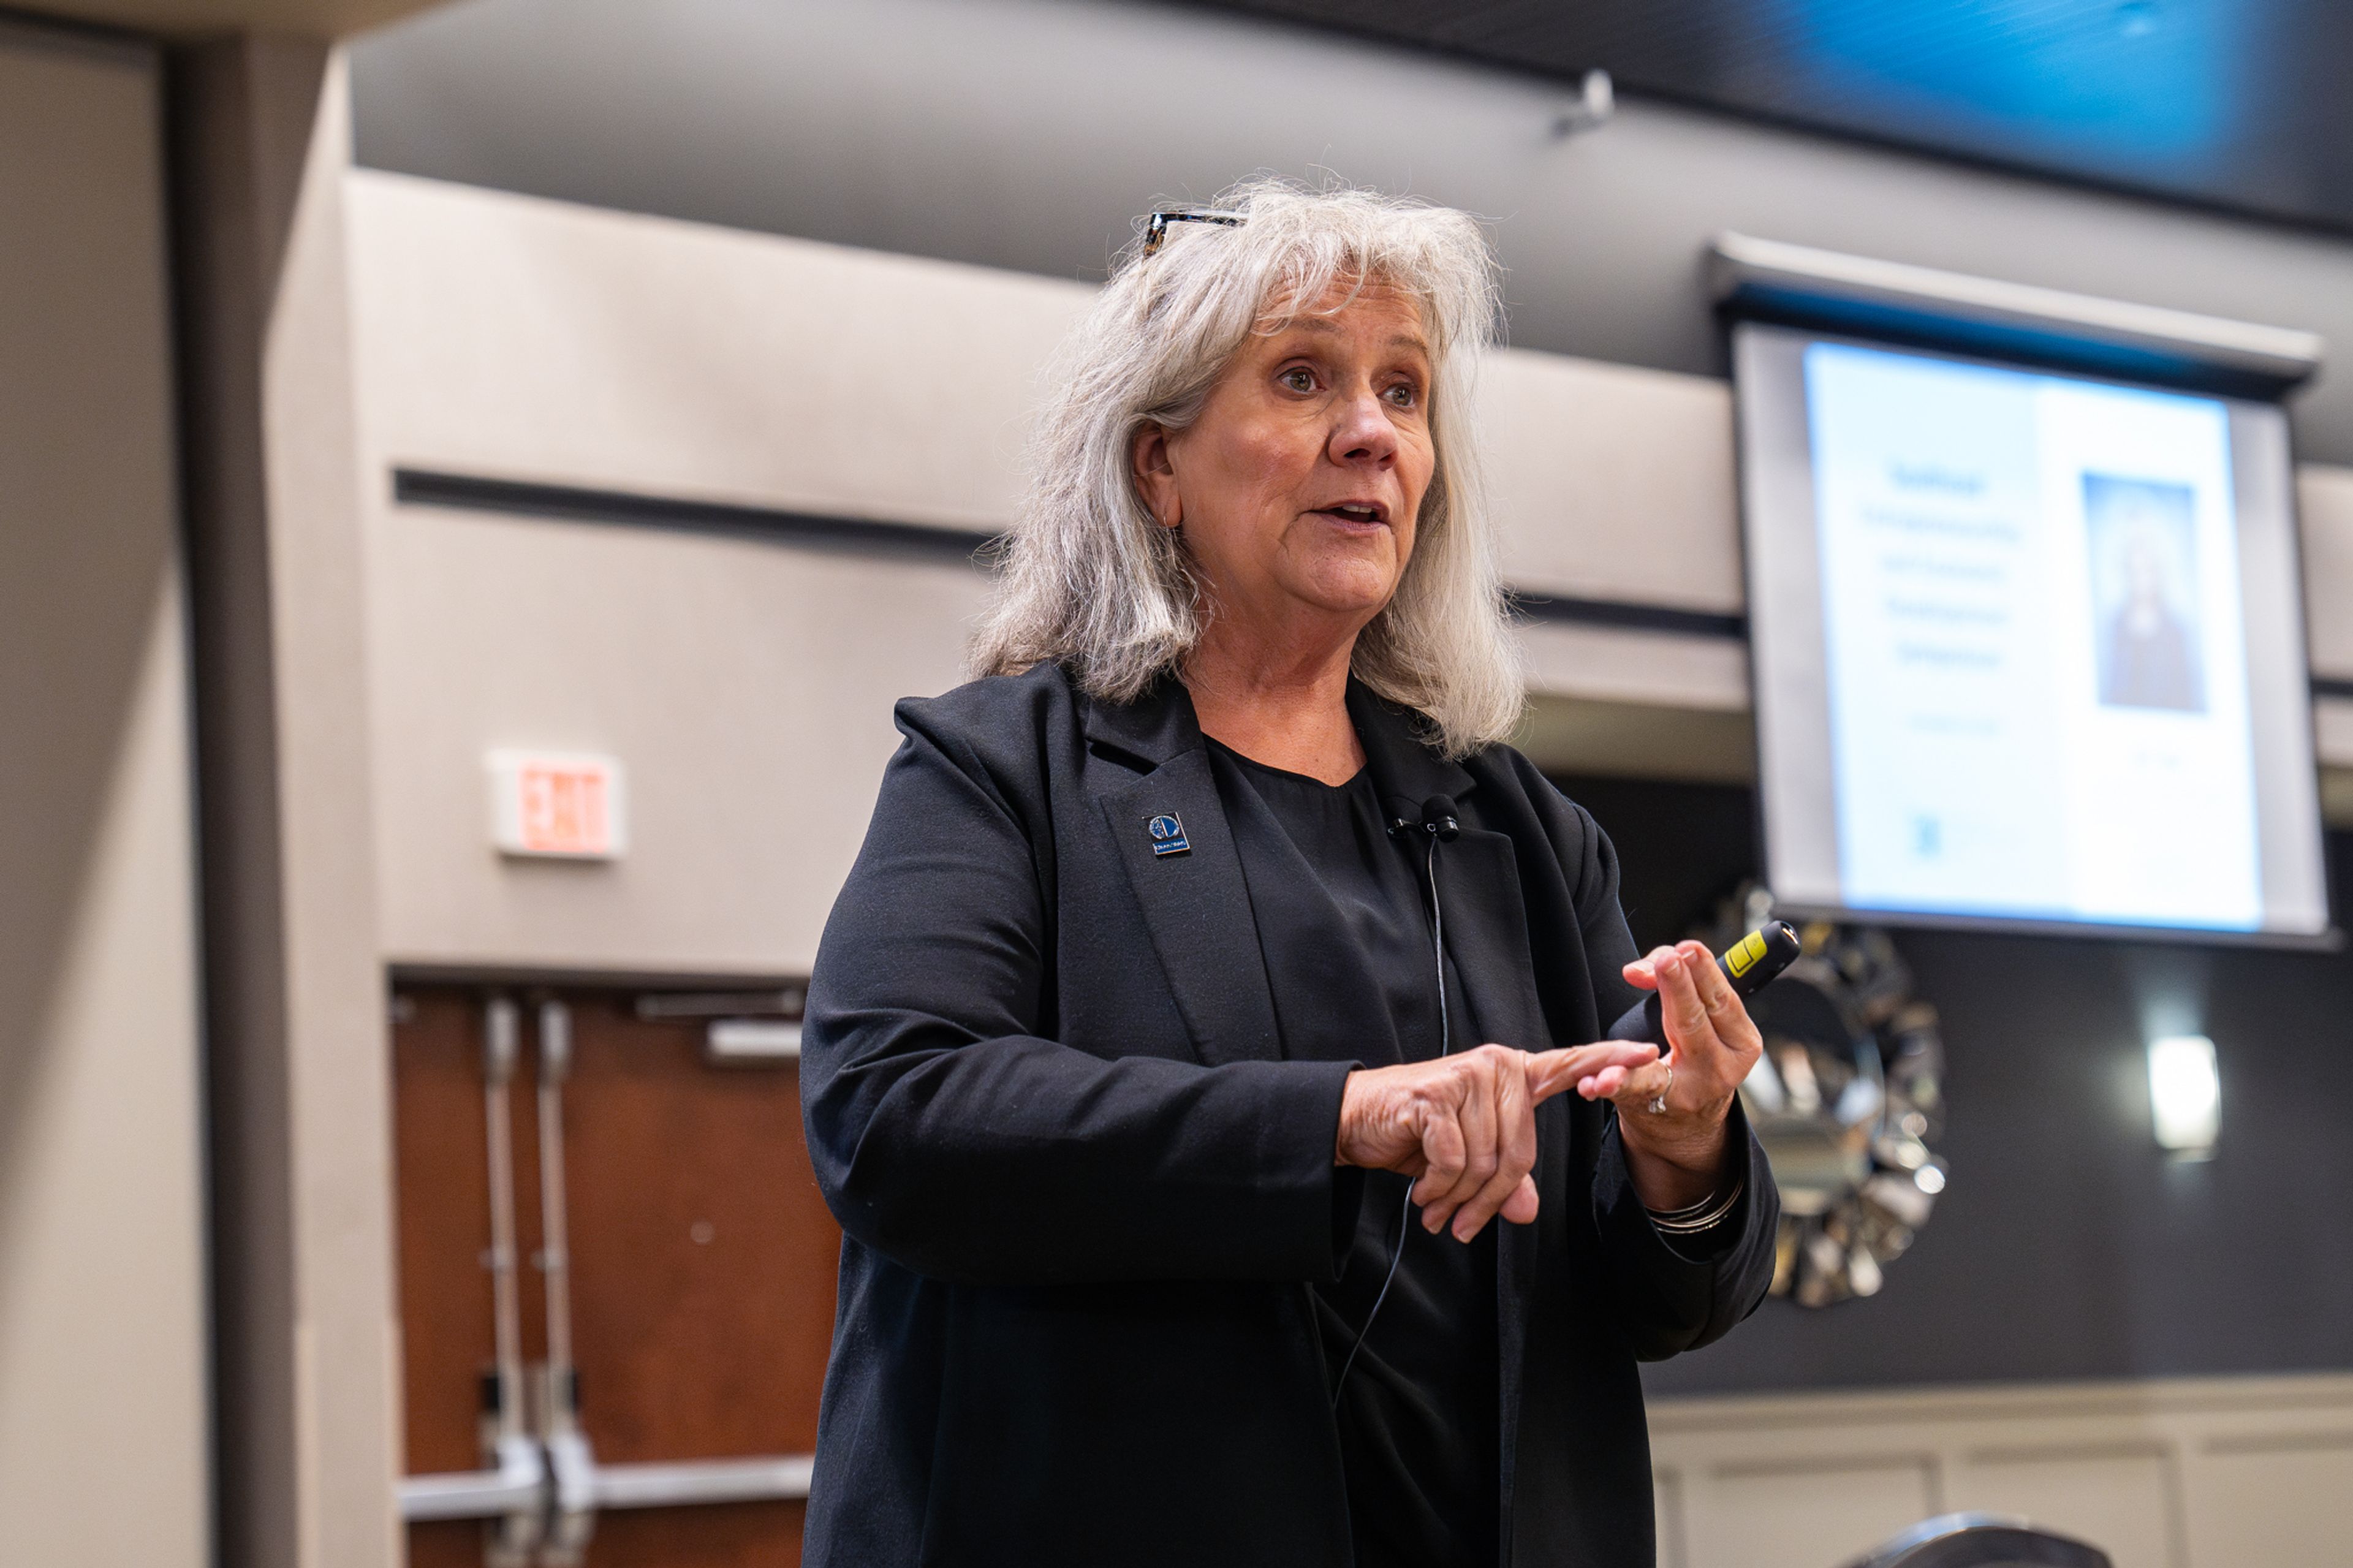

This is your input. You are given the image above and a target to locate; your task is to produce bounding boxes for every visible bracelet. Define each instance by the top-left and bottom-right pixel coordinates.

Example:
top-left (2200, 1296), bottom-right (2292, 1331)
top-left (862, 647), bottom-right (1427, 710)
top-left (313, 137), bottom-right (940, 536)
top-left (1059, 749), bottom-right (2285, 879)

top-left (1645, 1175), bottom-right (1745, 1236)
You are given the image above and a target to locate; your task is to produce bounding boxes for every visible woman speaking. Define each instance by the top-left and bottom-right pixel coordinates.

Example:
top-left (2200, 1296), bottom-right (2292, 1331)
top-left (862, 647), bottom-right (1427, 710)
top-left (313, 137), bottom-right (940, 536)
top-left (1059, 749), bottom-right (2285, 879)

top-left (800, 181), bottom-right (1779, 1567)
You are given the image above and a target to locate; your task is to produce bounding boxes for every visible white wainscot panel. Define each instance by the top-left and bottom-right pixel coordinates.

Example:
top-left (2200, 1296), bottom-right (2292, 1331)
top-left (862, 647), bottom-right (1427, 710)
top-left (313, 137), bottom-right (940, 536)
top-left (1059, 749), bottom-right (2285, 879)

top-left (1684, 1459), bottom-right (1938, 1568)
top-left (1950, 1449), bottom-right (2175, 1568)
top-left (2182, 1433), bottom-right (2353, 1568)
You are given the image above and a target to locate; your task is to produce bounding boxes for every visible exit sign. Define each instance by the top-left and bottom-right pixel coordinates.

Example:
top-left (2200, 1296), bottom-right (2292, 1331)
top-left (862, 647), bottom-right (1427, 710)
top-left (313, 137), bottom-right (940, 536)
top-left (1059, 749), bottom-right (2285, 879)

top-left (487, 750), bottom-right (626, 860)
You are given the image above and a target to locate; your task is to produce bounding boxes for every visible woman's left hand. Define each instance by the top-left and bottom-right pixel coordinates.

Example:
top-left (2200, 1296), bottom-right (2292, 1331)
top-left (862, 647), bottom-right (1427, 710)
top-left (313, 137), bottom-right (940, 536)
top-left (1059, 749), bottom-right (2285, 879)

top-left (1590, 940), bottom-right (1764, 1211)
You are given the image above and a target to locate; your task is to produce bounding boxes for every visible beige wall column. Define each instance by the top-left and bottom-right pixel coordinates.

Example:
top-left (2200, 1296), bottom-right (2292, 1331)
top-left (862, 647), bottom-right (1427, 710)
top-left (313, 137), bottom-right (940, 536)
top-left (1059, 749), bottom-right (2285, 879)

top-left (173, 39), bottom-right (396, 1568)
top-left (0, 21), bottom-right (209, 1567)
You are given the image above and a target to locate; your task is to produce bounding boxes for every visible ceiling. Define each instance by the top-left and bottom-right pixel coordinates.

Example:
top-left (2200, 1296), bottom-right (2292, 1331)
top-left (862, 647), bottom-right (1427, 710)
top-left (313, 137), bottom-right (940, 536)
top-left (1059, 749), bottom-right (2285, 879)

top-left (1179, 0), bottom-right (2353, 235)
top-left (11, 0), bottom-right (442, 39)
top-left (349, 0), bottom-right (2353, 465)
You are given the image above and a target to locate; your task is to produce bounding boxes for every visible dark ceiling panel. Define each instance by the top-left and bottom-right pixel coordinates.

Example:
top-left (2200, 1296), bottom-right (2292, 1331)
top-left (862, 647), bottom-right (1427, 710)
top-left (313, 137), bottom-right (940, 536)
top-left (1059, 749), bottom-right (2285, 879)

top-left (1177, 0), bottom-right (2353, 233)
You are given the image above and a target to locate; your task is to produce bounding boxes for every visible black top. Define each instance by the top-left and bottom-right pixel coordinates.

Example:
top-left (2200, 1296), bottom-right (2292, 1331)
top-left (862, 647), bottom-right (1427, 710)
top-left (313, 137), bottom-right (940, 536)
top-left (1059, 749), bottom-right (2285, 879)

top-left (1208, 741), bottom-right (1498, 1568)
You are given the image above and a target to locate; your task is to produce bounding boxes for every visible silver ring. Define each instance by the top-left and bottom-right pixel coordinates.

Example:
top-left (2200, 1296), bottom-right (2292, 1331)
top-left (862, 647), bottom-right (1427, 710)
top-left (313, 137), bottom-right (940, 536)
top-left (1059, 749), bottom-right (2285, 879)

top-left (1646, 1064), bottom-right (1673, 1116)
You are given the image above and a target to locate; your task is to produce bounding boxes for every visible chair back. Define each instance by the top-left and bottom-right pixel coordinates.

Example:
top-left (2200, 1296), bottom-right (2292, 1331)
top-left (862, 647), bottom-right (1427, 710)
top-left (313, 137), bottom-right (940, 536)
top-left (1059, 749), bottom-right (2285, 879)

top-left (1843, 1512), bottom-right (2114, 1568)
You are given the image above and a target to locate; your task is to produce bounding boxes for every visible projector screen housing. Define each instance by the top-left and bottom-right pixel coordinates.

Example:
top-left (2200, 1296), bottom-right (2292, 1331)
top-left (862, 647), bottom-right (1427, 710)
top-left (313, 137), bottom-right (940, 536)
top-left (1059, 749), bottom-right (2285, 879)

top-left (1737, 323), bottom-right (2332, 945)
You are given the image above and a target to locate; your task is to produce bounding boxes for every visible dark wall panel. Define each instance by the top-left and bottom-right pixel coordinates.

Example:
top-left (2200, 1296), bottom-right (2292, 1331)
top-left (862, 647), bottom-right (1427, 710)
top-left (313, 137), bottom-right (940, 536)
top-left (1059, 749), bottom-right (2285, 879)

top-left (1559, 773), bottom-right (2353, 1395)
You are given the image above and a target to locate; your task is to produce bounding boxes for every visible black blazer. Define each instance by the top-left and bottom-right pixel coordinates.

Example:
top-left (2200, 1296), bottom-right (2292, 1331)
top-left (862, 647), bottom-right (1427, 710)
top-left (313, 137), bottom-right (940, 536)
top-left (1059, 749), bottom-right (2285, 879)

top-left (800, 663), bottom-right (1778, 1567)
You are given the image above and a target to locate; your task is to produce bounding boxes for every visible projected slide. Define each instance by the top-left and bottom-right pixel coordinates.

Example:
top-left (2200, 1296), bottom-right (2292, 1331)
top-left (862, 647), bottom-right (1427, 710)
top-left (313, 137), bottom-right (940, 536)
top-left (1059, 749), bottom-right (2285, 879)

top-left (1804, 343), bottom-right (2260, 930)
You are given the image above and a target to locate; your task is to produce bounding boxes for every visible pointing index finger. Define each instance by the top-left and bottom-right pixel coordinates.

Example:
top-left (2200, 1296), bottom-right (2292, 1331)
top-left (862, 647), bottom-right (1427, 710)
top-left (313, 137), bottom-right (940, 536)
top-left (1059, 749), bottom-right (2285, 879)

top-left (1526, 1042), bottom-right (1659, 1102)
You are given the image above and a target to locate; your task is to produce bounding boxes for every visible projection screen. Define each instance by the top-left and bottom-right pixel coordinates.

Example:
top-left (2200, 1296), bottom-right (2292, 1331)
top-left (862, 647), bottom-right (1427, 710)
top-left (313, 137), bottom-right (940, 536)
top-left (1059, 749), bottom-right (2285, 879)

top-left (1737, 322), bottom-right (2330, 942)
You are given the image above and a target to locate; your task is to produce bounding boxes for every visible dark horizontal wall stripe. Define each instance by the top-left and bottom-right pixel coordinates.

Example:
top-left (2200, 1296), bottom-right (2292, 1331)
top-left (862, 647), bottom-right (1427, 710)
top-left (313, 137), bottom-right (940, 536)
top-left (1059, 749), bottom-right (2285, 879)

top-left (1510, 592), bottom-right (1747, 640)
top-left (395, 469), bottom-right (1759, 642)
top-left (2313, 676), bottom-right (2353, 702)
top-left (392, 469), bottom-right (1001, 563)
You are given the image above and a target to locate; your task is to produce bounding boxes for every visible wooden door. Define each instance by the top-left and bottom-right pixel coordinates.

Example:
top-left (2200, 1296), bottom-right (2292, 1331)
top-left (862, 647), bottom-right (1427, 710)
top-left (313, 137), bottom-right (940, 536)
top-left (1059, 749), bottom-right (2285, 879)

top-left (393, 985), bottom-right (837, 1567)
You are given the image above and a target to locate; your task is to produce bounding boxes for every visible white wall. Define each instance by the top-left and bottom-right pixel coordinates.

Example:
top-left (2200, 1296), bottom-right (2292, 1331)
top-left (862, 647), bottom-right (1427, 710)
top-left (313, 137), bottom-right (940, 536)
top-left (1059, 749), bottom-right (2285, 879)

top-left (0, 24), bottom-right (209, 1567)
top-left (349, 169), bottom-right (2353, 977)
top-left (347, 172), bottom-right (1763, 973)
top-left (369, 504), bottom-right (986, 975)
top-left (347, 175), bottom-right (1046, 975)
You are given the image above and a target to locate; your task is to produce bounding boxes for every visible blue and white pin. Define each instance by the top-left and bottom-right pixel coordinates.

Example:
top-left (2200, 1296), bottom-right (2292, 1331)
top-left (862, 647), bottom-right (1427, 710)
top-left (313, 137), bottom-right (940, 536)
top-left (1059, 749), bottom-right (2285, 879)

top-left (1145, 811), bottom-right (1191, 858)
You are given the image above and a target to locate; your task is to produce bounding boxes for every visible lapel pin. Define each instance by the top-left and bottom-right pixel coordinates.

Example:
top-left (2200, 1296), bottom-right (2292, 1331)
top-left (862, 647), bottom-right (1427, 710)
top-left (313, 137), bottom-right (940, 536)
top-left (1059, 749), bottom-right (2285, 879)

top-left (1144, 812), bottom-right (1191, 858)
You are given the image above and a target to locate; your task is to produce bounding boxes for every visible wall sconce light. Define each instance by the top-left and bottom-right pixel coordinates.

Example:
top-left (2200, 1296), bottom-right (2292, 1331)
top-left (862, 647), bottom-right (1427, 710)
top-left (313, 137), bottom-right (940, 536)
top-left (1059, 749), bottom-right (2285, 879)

top-left (2146, 1034), bottom-right (2220, 1156)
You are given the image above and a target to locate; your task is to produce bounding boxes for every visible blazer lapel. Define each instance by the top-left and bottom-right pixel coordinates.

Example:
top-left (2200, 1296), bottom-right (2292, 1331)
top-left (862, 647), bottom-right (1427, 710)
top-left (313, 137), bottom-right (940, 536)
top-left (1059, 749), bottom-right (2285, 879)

top-left (1089, 685), bottom-right (1284, 1069)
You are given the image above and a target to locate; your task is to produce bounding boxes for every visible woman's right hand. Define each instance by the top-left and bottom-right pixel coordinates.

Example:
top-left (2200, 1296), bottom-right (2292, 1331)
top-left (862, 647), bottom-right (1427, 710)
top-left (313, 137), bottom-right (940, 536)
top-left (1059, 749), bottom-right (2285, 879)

top-left (1335, 1042), bottom-right (1662, 1243)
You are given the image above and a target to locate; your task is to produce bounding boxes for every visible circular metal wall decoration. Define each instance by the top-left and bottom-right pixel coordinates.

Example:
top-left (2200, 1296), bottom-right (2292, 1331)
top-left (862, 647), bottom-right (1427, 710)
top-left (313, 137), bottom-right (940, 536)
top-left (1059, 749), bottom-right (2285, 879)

top-left (1703, 885), bottom-right (1949, 1308)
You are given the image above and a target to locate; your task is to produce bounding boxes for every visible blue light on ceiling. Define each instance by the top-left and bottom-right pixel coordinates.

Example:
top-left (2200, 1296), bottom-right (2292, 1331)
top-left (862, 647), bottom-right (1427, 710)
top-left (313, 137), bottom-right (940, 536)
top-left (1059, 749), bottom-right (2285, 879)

top-left (1769, 0), bottom-right (2241, 173)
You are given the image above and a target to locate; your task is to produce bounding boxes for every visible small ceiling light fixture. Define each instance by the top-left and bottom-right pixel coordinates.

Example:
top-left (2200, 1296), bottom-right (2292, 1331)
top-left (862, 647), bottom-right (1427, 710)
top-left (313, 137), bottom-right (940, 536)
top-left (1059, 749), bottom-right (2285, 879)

top-left (1552, 69), bottom-right (1615, 137)
top-left (2147, 1034), bottom-right (2220, 1156)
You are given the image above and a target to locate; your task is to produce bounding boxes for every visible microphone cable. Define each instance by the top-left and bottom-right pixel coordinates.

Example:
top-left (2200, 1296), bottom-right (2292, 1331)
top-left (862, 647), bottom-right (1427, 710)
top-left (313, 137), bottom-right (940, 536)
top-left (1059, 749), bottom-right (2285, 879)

top-left (1331, 819), bottom-right (1450, 1409)
top-left (1328, 800), bottom-right (1797, 1409)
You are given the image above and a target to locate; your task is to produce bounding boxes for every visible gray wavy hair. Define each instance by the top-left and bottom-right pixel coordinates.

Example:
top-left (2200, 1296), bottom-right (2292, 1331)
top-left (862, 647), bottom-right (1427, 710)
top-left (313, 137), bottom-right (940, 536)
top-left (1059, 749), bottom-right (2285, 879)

top-left (969, 176), bottom-right (1523, 757)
